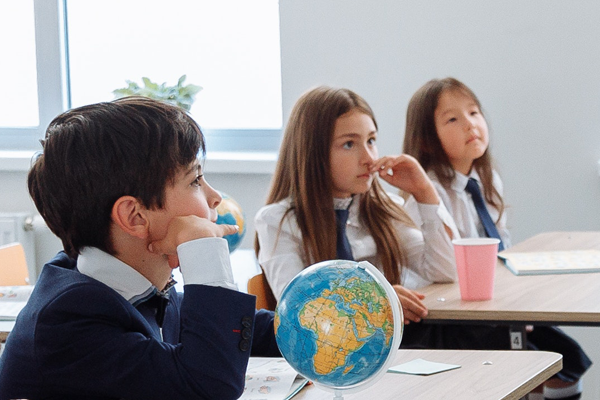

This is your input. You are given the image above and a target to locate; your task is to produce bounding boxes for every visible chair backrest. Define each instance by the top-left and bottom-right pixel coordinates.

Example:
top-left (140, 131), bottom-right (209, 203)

top-left (0, 243), bottom-right (30, 286)
top-left (247, 272), bottom-right (277, 311)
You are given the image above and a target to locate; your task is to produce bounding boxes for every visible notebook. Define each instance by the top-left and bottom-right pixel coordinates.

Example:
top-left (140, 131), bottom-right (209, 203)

top-left (499, 250), bottom-right (600, 276)
top-left (0, 285), bottom-right (33, 320)
top-left (241, 357), bottom-right (309, 400)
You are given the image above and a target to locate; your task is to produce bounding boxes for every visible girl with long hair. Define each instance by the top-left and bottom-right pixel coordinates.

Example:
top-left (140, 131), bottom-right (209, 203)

top-left (255, 85), bottom-right (457, 324)
top-left (402, 77), bottom-right (591, 399)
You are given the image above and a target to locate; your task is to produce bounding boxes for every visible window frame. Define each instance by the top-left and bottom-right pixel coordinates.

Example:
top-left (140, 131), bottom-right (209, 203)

top-left (0, 0), bottom-right (66, 151)
top-left (0, 0), bottom-right (281, 154)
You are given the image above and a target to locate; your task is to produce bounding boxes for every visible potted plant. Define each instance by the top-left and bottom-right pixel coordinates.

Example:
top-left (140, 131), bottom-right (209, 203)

top-left (113, 75), bottom-right (202, 111)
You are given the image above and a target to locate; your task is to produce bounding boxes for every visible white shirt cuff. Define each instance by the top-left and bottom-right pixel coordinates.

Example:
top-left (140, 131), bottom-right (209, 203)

top-left (416, 202), bottom-right (443, 222)
top-left (177, 237), bottom-right (237, 291)
top-left (418, 202), bottom-right (460, 239)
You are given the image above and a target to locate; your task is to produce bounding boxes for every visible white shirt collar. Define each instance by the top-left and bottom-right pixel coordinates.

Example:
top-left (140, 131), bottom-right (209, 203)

top-left (78, 247), bottom-right (156, 305)
top-left (451, 169), bottom-right (481, 193)
top-left (333, 196), bottom-right (354, 210)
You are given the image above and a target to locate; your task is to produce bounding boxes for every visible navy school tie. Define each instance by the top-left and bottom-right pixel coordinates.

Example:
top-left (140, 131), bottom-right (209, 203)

top-left (464, 178), bottom-right (505, 251)
top-left (335, 209), bottom-right (354, 260)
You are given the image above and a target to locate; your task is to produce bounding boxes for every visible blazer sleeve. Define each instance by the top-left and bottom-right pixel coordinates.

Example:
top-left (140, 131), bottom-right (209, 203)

top-left (251, 308), bottom-right (281, 357)
top-left (35, 283), bottom-right (262, 400)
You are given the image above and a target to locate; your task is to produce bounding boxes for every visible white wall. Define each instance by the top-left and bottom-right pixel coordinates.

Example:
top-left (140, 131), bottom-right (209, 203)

top-left (1, 0), bottom-right (600, 396)
top-left (279, 0), bottom-right (600, 243)
top-left (278, 1), bottom-right (600, 395)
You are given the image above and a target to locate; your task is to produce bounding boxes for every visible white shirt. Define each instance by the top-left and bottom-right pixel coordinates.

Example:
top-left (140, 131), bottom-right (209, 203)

top-left (407, 169), bottom-right (511, 249)
top-left (78, 237), bottom-right (237, 304)
top-left (254, 193), bottom-right (457, 300)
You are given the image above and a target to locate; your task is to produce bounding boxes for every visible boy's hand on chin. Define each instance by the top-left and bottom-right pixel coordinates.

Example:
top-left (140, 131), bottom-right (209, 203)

top-left (147, 215), bottom-right (239, 268)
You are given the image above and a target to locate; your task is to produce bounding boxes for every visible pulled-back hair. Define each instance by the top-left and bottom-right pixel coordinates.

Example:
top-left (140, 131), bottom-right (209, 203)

top-left (28, 97), bottom-right (205, 258)
top-left (402, 77), bottom-right (504, 220)
top-left (256, 86), bottom-right (415, 285)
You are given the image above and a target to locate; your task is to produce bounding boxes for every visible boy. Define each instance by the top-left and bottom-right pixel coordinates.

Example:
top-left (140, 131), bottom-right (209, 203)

top-left (0, 97), bottom-right (279, 399)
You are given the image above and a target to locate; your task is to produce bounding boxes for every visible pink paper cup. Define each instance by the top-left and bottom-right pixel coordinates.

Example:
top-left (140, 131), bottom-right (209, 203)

top-left (452, 238), bottom-right (500, 301)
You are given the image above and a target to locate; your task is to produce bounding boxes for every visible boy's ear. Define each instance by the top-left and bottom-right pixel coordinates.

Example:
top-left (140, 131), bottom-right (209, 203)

top-left (111, 196), bottom-right (149, 239)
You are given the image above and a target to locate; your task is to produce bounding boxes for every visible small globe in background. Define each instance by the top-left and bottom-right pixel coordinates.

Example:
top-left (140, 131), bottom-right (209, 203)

top-left (274, 260), bottom-right (403, 398)
top-left (216, 192), bottom-right (246, 253)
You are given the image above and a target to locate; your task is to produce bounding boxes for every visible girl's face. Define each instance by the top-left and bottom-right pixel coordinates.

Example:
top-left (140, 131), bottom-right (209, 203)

top-left (330, 109), bottom-right (378, 198)
top-left (434, 89), bottom-right (489, 175)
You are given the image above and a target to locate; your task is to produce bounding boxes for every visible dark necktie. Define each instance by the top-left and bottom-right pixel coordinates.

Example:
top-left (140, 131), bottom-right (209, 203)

top-left (138, 292), bottom-right (170, 329)
top-left (335, 209), bottom-right (354, 260)
top-left (465, 178), bottom-right (504, 251)
top-left (135, 277), bottom-right (176, 331)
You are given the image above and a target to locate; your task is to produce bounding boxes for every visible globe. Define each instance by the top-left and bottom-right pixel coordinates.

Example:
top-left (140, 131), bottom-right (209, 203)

top-left (215, 192), bottom-right (246, 253)
top-left (274, 260), bottom-right (403, 399)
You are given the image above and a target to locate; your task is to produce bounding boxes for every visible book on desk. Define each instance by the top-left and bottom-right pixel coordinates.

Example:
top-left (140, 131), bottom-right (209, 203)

top-left (0, 286), bottom-right (33, 344)
top-left (241, 357), bottom-right (308, 400)
top-left (0, 285), bottom-right (33, 320)
top-left (499, 249), bottom-right (600, 275)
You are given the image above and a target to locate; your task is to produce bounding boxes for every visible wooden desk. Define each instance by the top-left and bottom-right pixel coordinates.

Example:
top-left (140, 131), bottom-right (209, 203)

top-left (420, 231), bottom-right (600, 326)
top-left (295, 349), bottom-right (562, 400)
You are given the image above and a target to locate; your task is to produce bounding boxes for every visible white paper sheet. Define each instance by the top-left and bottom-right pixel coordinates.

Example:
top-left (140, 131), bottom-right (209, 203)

top-left (388, 358), bottom-right (461, 375)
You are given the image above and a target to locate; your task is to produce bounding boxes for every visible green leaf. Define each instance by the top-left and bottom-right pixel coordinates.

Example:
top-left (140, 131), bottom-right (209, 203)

top-left (113, 75), bottom-right (202, 110)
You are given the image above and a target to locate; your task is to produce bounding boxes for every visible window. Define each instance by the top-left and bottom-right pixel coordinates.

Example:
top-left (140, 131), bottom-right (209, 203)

top-left (0, 1), bottom-right (66, 150)
top-left (0, 1), bottom-right (39, 128)
top-left (0, 0), bottom-right (282, 152)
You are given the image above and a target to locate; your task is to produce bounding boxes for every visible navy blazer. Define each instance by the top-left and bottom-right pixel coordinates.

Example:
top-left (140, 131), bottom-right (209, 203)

top-left (0, 252), bottom-right (279, 400)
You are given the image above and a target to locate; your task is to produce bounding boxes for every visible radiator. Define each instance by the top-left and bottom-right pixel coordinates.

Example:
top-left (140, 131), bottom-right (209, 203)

top-left (0, 213), bottom-right (63, 284)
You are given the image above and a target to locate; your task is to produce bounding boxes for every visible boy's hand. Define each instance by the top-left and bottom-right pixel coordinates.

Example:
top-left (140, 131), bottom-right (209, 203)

top-left (148, 215), bottom-right (238, 268)
top-left (372, 154), bottom-right (440, 204)
top-left (392, 284), bottom-right (428, 325)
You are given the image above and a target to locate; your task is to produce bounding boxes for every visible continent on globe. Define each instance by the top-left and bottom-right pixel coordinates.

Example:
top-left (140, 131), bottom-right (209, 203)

top-left (299, 277), bottom-right (394, 376)
top-left (274, 260), bottom-right (403, 396)
top-left (215, 191), bottom-right (246, 252)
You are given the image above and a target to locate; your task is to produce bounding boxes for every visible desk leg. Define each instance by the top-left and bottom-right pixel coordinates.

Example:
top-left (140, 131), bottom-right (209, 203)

top-left (509, 325), bottom-right (527, 350)
top-left (511, 326), bottom-right (545, 400)
top-left (511, 326), bottom-right (528, 400)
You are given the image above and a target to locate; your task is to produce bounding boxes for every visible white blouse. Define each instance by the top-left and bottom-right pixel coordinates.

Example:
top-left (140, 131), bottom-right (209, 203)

top-left (406, 169), bottom-right (511, 248)
top-left (254, 193), bottom-right (458, 300)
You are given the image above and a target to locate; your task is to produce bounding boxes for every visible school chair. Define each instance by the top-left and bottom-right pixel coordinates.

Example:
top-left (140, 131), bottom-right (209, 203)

top-left (247, 271), bottom-right (276, 311)
top-left (0, 242), bottom-right (30, 286)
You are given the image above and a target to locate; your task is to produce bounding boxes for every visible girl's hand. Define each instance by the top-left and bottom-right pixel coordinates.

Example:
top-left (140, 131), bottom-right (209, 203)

top-left (148, 215), bottom-right (238, 268)
top-left (393, 284), bottom-right (428, 324)
top-left (372, 154), bottom-right (440, 204)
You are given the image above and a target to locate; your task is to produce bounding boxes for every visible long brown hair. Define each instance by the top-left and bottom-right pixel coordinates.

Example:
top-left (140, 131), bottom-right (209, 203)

top-left (255, 86), bottom-right (415, 285)
top-left (402, 78), bottom-right (504, 220)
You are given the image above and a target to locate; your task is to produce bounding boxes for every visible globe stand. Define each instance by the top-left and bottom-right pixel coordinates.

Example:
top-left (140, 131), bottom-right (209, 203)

top-left (333, 390), bottom-right (344, 400)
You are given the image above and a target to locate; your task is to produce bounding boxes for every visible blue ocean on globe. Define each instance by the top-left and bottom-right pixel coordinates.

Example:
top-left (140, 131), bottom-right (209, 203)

top-left (215, 192), bottom-right (246, 253)
top-left (274, 261), bottom-right (402, 390)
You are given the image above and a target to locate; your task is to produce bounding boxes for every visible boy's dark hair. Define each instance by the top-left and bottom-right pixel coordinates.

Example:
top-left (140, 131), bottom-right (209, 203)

top-left (28, 96), bottom-right (205, 258)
